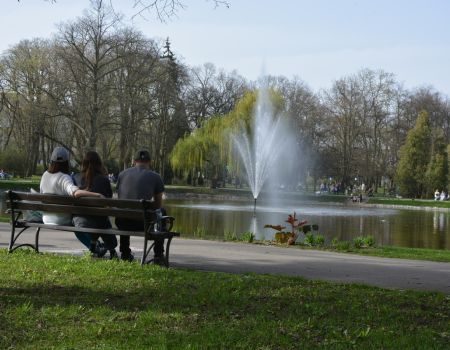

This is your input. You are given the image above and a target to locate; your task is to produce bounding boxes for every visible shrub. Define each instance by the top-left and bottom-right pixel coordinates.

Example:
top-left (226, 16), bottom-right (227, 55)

top-left (315, 234), bottom-right (325, 246)
top-left (353, 236), bottom-right (365, 249)
top-left (193, 227), bottom-right (206, 238)
top-left (304, 233), bottom-right (315, 246)
top-left (224, 231), bottom-right (238, 241)
top-left (331, 237), bottom-right (339, 247)
top-left (364, 235), bottom-right (375, 247)
top-left (240, 231), bottom-right (255, 243)
top-left (335, 241), bottom-right (352, 251)
top-left (0, 148), bottom-right (27, 177)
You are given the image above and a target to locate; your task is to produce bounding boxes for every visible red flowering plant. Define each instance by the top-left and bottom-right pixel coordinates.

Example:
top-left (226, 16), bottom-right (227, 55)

top-left (264, 212), bottom-right (307, 245)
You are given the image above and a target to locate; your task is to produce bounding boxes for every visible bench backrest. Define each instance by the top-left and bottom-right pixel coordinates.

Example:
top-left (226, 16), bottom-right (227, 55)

top-left (6, 190), bottom-right (157, 222)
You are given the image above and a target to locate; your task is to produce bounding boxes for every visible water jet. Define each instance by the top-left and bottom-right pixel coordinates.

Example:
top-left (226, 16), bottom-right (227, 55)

top-left (232, 85), bottom-right (292, 213)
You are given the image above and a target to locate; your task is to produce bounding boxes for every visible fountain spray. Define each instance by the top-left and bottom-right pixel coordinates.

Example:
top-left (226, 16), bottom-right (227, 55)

top-left (232, 85), bottom-right (291, 214)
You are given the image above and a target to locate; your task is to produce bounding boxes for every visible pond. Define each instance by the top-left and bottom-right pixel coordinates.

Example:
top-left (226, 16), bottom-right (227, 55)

top-left (1, 190), bottom-right (449, 249)
top-left (164, 197), bottom-right (450, 250)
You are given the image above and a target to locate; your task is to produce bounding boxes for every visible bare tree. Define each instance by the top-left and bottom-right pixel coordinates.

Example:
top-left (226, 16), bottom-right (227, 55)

top-left (109, 29), bottom-right (160, 169)
top-left (183, 63), bottom-right (246, 130)
top-left (0, 39), bottom-right (53, 176)
top-left (55, 0), bottom-right (122, 157)
top-left (21, 0), bottom-right (230, 22)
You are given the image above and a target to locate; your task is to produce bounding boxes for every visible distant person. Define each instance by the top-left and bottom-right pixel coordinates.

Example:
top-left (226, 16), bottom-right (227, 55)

top-left (72, 151), bottom-right (118, 258)
top-left (115, 149), bottom-right (166, 263)
top-left (435, 189), bottom-right (440, 201)
top-left (40, 147), bottom-right (104, 226)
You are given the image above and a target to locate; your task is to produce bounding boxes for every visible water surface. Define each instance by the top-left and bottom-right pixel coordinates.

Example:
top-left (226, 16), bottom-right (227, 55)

top-left (165, 197), bottom-right (450, 249)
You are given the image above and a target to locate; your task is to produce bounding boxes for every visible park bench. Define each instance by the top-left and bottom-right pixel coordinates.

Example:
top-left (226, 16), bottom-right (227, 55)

top-left (5, 190), bottom-right (180, 267)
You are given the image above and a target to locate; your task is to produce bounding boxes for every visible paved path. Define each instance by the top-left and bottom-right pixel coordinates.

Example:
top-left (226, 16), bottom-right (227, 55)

top-left (1, 223), bottom-right (449, 293)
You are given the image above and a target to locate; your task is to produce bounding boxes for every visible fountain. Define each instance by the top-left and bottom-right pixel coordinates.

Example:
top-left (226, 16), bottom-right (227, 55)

top-left (232, 85), bottom-right (294, 214)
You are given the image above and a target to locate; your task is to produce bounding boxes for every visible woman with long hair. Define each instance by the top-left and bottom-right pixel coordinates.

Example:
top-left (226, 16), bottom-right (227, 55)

top-left (73, 150), bottom-right (117, 258)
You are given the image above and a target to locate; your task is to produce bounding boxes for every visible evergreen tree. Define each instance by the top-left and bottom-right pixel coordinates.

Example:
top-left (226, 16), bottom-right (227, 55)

top-left (425, 130), bottom-right (448, 195)
top-left (395, 111), bottom-right (431, 198)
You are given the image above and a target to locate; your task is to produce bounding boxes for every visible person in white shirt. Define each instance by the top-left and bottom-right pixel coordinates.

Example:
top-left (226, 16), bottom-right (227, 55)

top-left (40, 147), bottom-right (103, 225)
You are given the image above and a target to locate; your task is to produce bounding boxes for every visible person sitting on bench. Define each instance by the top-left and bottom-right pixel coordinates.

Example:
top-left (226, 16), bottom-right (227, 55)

top-left (39, 147), bottom-right (104, 251)
top-left (115, 149), bottom-right (166, 263)
top-left (73, 151), bottom-right (118, 259)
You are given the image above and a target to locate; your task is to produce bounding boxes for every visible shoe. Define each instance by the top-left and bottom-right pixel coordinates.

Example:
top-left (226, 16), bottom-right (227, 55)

top-left (121, 252), bottom-right (134, 262)
top-left (90, 241), bottom-right (107, 258)
top-left (109, 249), bottom-right (118, 260)
top-left (95, 241), bottom-right (108, 258)
top-left (153, 255), bottom-right (165, 266)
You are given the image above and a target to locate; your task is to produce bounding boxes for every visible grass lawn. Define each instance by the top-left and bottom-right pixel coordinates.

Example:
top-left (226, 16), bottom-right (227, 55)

top-left (0, 250), bottom-right (449, 349)
top-left (341, 245), bottom-right (450, 262)
top-left (367, 197), bottom-right (450, 209)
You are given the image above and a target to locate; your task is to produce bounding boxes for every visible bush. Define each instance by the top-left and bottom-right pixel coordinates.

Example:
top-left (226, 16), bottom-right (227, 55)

top-left (193, 227), bottom-right (206, 238)
top-left (364, 235), bottom-right (376, 247)
top-left (0, 148), bottom-right (27, 177)
top-left (304, 233), bottom-right (325, 246)
top-left (240, 231), bottom-right (255, 243)
top-left (315, 234), bottom-right (325, 246)
top-left (335, 241), bottom-right (352, 251)
top-left (224, 231), bottom-right (238, 241)
top-left (304, 233), bottom-right (315, 246)
top-left (353, 236), bottom-right (365, 249)
top-left (331, 237), bottom-right (339, 247)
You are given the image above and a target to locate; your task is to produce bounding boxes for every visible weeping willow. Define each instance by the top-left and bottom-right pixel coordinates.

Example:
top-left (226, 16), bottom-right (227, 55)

top-left (170, 90), bottom-right (284, 181)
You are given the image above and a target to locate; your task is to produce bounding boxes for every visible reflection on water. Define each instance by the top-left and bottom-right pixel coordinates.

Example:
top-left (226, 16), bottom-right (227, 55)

top-left (165, 198), bottom-right (450, 250)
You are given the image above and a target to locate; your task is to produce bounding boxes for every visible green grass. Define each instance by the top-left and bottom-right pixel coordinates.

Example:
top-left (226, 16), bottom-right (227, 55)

top-left (261, 241), bottom-right (450, 263)
top-left (368, 197), bottom-right (450, 209)
top-left (0, 250), bottom-right (449, 349)
top-left (0, 179), bottom-right (40, 191)
top-left (350, 246), bottom-right (450, 262)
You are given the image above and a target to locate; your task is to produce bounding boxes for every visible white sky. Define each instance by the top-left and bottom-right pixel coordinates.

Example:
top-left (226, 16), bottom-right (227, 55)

top-left (2, 0), bottom-right (450, 96)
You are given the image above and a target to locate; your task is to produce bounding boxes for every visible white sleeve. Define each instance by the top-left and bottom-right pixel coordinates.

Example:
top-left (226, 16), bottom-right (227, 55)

top-left (59, 174), bottom-right (79, 196)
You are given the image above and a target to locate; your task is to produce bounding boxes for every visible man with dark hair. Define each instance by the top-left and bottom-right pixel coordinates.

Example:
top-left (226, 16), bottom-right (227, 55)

top-left (115, 149), bottom-right (165, 262)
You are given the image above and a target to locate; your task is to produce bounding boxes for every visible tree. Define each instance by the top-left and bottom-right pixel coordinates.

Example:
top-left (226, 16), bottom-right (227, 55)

top-left (24, 0), bottom-right (230, 22)
top-left (170, 89), bottom-right (285, 186)
top-left (425, 130), bottom-right (448, 195)
top-left (0, 39), bottom-right (52, 176)
top-left (124, 0), bottom-right (230, 21)
top-left (396, 111), bottom-right (432, 198)
top-left (54, 0), bottom-right (122, 157)
top-left (321, 76), bottom-right (362, 188)
top-left (109, 29), bottom-right (160, 169)
top-left (183, 63), bottom-right (246, 131)
top-left (265, 75), bottom-right (323, 189)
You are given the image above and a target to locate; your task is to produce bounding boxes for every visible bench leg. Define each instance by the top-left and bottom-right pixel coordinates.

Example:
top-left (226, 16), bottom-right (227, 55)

top-left (142, 234), bottom-right (158, 266)
top-left (35, 227), bottom-right (41, 253)
top-left (141, 236), bottom-right (172, 267)
top-left (8, 226), bottom-right (36, 253)
top-left (141, 235), bottom-right (149, 266)
top-left (163, 236), bottom-right (174, 267)
top-left (8, 223), bottom-right (16, 252)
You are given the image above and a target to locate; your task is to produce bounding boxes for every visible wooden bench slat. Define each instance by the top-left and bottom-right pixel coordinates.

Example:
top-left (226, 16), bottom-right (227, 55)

top-left (18, 221), bottom-right (180, 239)
top-left (9, 191), bottom-right (153, 210)
top-left (7, 201), bottom-right (148, 220)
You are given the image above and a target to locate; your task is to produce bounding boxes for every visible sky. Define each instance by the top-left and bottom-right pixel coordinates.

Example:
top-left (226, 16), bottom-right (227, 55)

top-left (2, 0), bottom-right (450, 97)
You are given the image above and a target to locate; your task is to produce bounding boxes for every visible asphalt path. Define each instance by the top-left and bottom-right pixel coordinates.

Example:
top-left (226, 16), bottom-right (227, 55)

top-left (0, 223), bottom-right (449, 294)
